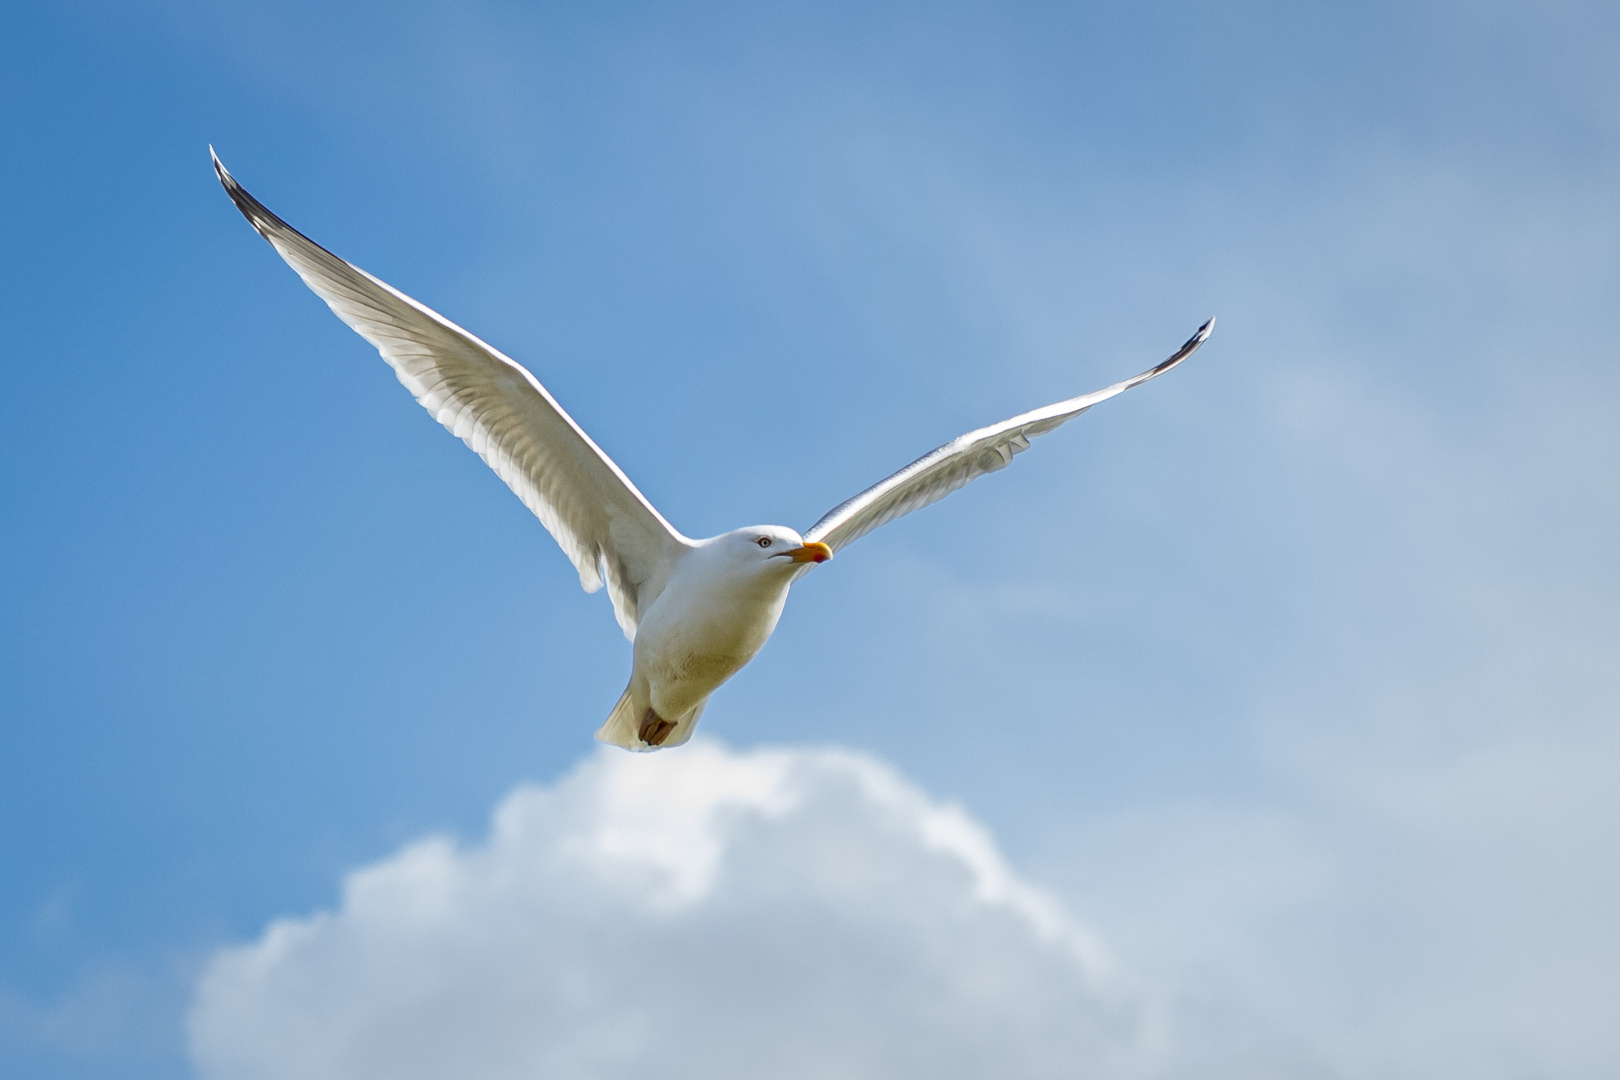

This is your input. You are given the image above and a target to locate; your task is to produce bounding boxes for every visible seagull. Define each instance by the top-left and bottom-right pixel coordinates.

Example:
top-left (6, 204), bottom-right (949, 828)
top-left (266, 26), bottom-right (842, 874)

top-left (211, 149), bottom-right (1212, 751)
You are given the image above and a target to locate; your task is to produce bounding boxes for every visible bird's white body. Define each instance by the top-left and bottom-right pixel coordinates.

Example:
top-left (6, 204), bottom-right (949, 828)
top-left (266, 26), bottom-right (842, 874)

top-left (600, 527), bottom-right (809, 749)
top-left (211, 148), bottom-right (1211, 751)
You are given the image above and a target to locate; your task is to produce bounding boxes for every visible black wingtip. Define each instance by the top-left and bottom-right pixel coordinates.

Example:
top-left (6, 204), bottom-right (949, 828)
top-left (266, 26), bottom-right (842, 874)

top-left (209, 144), bottom-right (232, 188)
top-left (1143, 316), bottom-right (1217, 378)
top-left (1184, 316), bottom-right (1215, 351)
top-left (209, 145), bottom-right (248, 205)
top-left (207, 146), bottom-right (293, 245)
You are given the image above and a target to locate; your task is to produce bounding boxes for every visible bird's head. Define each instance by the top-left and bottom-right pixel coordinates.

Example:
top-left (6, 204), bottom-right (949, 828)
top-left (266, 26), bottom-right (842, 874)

top-left (720, 526), bottom-right (833, 575)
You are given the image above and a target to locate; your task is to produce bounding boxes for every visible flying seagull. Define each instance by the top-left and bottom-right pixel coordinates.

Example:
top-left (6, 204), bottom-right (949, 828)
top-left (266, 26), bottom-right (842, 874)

top-left (211, 148), bottom-right (1212, 751)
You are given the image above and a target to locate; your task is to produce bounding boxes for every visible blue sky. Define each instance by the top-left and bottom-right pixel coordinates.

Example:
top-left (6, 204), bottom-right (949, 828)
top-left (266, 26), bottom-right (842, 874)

top-left (3, 1), bottom-right (1618, 1076)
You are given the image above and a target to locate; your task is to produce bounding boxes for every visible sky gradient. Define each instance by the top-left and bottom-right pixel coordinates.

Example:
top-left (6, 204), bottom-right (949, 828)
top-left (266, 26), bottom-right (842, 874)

top-left (3, 1), bottom-right (1618, 1077)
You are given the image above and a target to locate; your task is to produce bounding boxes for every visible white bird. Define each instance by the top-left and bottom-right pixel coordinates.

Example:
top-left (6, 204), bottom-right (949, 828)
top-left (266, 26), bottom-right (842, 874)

top-left (212, 149), bottom-right (1213, 751)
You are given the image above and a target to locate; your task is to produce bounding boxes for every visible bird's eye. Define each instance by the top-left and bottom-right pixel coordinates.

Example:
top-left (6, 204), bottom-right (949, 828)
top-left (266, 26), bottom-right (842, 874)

top-left (757, 537), bottom-right (773, 548)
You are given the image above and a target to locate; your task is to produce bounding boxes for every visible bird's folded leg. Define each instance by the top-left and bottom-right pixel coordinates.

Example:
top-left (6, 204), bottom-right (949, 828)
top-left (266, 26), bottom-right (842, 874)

top-left (638, 708), bottom-right (677, 747)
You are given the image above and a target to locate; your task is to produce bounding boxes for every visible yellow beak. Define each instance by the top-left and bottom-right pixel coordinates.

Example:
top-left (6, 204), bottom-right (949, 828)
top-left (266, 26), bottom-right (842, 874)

top-left (787, 541), bottom-right (833, 564)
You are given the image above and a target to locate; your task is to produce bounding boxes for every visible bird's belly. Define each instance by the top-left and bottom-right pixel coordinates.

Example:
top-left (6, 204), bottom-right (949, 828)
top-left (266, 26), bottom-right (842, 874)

top-left (641, 621), bottom-right (764, 695)
top-left (648, 647), bottom-right (750, 689)
top-left (634, 588), bottom-right (785, 714)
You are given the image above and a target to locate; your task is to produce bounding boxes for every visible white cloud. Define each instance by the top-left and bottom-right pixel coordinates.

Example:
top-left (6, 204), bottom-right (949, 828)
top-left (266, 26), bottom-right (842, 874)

top-left (187, 742), bottom-right (1150, 1080)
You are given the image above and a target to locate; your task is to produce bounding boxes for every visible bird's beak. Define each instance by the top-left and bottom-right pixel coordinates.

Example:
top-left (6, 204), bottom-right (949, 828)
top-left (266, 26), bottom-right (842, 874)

top-left (784, 541), bottom-right (833, 564)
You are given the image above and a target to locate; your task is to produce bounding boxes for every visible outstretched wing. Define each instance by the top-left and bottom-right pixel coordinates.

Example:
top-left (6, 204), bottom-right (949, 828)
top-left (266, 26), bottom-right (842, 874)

top-left (804, 320), bottom-right (1213, 553)
top-left (212, 149), bottom-right (689, 639)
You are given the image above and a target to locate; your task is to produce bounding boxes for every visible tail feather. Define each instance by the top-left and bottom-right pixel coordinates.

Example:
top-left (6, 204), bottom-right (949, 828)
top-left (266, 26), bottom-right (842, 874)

top-left (594, 687), bottom-right (643, 751)
top-left (658, 700), bottom-right (705, 750)
top-left (593, 686), bottom-right (709, 752)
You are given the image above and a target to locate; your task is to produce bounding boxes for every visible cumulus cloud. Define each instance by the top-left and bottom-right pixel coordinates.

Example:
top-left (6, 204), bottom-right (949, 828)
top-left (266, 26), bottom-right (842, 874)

top-left (188, 742), bottom-right (1152, 1080)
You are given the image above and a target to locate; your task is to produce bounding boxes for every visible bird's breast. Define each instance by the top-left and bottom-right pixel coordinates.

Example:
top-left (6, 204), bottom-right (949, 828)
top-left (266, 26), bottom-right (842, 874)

top-left (633, 570), bottom-right (791, 699)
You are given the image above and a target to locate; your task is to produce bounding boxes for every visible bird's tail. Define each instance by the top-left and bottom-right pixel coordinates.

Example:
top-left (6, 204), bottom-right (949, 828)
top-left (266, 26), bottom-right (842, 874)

top-left (594, 685), bottom-right (706, 752)
top-left (594, 687), bottom-right (644, 751)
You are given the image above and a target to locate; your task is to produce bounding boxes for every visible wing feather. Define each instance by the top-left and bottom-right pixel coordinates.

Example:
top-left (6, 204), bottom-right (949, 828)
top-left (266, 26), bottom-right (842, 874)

top-left (212, 149), bottom-right (688, 639)
top-left (804, 320), bottom-right (1213, 552)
